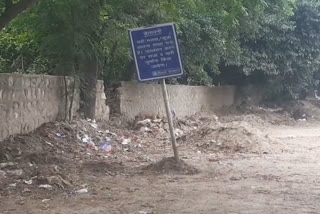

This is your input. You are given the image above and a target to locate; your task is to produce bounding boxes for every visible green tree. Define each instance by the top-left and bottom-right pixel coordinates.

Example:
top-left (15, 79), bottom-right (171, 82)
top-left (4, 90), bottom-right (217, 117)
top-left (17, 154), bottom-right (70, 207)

top-left (2, 0), bottom-right (320, 103)
top-left (239, 0), bottom-right (320, 99)
top-left (0, 0), bottom-right (40, 30)
top-left (23, 0), bottom-right (104, 119)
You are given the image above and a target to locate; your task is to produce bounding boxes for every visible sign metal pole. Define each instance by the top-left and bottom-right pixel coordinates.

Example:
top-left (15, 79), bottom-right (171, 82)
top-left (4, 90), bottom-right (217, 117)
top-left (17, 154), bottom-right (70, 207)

top-left (161, 79), bottom-right (179, 162)
top-left (129, 23), bottom-right (183, 163)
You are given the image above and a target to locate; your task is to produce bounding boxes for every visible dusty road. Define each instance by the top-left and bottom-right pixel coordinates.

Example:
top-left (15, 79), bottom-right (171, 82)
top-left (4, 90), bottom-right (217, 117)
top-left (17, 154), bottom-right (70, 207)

top-left (2, 123), bottom-right (320, 214)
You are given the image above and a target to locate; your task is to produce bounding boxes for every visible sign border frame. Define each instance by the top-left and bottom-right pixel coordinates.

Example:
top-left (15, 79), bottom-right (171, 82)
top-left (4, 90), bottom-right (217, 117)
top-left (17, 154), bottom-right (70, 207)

top-left (129, 23), bottom-right (184, 82)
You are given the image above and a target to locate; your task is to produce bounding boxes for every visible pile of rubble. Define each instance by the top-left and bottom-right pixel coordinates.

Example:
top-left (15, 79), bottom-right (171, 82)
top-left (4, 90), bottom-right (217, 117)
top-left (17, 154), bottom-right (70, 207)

top-left (0, 118), bottom-right (140, 196)
top-left (0, 116), bottom-right (183, 196)
top-left (131, 114), bottom-right (282, 155)
top-left (180, 121), bottom-right (281, 154)
top-left (0, 111), bottom-right (285, 197)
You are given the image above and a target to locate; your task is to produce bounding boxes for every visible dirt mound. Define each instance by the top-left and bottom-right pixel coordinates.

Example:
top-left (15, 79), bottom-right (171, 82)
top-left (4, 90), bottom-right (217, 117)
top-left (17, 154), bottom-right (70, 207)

top-left (284, 100), bottom-right (320, 120)
top-left (0, 118), bottom-right (136, 195)
top-left (184, 121), bottom-right (280, 154)
top-left (143, 157), bottom-right (200, 175)
top-left (0, 117), bottom-right (168, 196)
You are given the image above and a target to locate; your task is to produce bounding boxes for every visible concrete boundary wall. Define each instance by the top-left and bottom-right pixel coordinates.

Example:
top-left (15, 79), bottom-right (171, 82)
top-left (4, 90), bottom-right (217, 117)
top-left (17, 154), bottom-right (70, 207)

top-left (0, 73), bottom-right (109, 142)
top-left (117, 81), bottom-right (239, 119)
top-left (96, 80), bottom-right (110, 121)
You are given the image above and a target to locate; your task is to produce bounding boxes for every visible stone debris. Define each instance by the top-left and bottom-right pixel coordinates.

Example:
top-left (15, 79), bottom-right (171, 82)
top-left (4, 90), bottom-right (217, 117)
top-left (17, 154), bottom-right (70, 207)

top-left (24, 179), bottom-right (33, 185)
top-left (39, 184), bottom-right (53, 190)
top-left (73, 188), bottom-right (88, 195)
top-left (0, 162), bottom-right (15, 169)
top-left (42, 199), bottom-right (51, 203)
top-left (6, 169), bottom-right (23, 176)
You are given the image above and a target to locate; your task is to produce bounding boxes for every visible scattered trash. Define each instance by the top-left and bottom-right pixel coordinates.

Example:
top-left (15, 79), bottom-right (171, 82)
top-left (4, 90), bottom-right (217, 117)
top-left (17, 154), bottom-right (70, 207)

top-left (24, 179), bottom-right (33, 185)
top-left (76, 133), bottom-right (82, 141)
top-left (56, 132), bottom-right (66, 138)
top-left (86, 118), bottom-right (96, 124)
top-left (140, 127), bottom-right (152, 133)
top-left (175, 129), bottom-right (184, 137)
top-left (136, 119), bottom-right (152, 126)
top-left (90, 122), bottom-right (98, 129)
top-left (209, 140), bottom-right (222, 147)
top-left (121, 138), bottom-right (131, 145)
top-left (135, 144), bottom-right (143, 150)
top-left (0, 162), bottom-right (15, 169)
top-left (152, 119), bottom-right (162, 123)
top-left (6, 169), bottom-right (23, 176)
top-left (74, 188), bottom-right (88, 194)
top-left (22, 188), bottom-right (31, 193)
top-left (45, 141), bottom-right (54, 147)
top-left (99, 142), bottom-right (112, 152)
top-left (106, 130), bottom-right (117, 136)
top-left (81, 134), bottom-right (91, 143)
top-left (39, 184), bottom-right (53, 190)
top-left (297, 118), bottom-right (307, 122)
top-left (42, 199), bottom-right (51, 203)
top-left (87, 141), bottom-right (98, 151)
top-left (9, 183), bottom-right (16, 187)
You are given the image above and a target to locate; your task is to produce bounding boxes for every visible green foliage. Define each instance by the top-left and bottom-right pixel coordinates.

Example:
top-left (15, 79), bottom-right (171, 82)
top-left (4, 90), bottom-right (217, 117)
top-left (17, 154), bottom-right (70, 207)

top-left (0, 13), bottom-right (46, 73)
top-left (1, 0), bottom-right (320, 100)
top-left (28, 0), bottom-right (103, 75)
top-left (240, 0), bottom-right (320, 99)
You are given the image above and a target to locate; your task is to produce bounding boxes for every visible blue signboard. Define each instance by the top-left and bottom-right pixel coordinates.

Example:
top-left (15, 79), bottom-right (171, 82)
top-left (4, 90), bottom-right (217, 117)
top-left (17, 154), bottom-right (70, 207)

top-left (129, 23), bottom-right (183, 82)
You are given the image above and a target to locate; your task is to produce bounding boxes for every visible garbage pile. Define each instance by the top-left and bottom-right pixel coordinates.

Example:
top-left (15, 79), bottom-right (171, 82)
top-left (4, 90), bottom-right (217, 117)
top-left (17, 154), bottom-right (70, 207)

top-left (134, 114), bottom-right (220, 139)
top-left (72, 118), bottom-right (146, 155)
top-left (0, 118), bottom-right (144, 196)
top-left (0, 116), bottom-right (181, 196)
top-left (133, 118), bottom-right (167, 137)
top-left (0, 112), bottom-right (284, 197)
top-left (73, 119), bottom-right (116, 152)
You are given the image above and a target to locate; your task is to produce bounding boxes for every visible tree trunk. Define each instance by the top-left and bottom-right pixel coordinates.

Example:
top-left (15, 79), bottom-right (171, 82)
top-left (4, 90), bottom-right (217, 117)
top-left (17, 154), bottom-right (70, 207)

top-left (82, 59), bottom-right (97, 120)
top-left (123, 60), bottom-right (136, 81)
top-left (0, 0), bottom-right (40, 31)
top-left (63, 75), bottom-right (68, 120)
top-left (68, 75), bottom-right (77, 121)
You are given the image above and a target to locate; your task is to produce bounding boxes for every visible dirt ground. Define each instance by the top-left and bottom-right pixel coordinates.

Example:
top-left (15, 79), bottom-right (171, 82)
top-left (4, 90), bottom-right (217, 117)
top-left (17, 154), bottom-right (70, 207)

top-left (1, 105), bottom-right (320, 214)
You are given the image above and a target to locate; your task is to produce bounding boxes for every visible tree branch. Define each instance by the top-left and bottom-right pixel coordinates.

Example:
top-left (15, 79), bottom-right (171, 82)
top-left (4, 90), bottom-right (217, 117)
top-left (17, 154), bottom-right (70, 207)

top-left (0, 0), bottom-right (40, 31)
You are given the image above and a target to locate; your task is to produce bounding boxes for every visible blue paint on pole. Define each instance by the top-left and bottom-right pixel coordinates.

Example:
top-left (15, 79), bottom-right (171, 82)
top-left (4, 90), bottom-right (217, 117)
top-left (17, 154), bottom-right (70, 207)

top-left (129, 23), bottom-right (184, 82)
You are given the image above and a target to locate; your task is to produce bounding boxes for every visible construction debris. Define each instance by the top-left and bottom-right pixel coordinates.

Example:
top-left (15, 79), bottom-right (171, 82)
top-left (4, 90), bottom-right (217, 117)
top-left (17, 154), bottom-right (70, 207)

top-left (182, 121), bottom-right (280, 154)
top-left (0, 108), bottom-right (288, 198)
